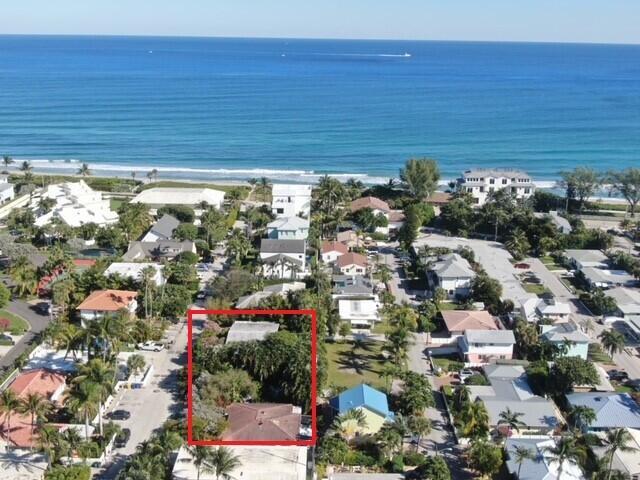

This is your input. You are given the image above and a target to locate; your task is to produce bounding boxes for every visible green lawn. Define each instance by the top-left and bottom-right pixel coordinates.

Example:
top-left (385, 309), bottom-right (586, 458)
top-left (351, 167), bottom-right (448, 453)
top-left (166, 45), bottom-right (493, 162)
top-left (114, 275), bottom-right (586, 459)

top-left (326, 339), bottom-right (387, 390)
top-left (522, 283), bottom-right (549, 296)
top-left (588, 343), bottom-right (614, 364)
top-left (371, 318), bottom-right (392, 335)
top-left (432, 357), bottom-right (464, 373)
top-left (110, 198), bottom-right (129, 211)
top-left (437, 302), bottom-right (462, 311)
top-left (0, 310), bottom-right (30, 334)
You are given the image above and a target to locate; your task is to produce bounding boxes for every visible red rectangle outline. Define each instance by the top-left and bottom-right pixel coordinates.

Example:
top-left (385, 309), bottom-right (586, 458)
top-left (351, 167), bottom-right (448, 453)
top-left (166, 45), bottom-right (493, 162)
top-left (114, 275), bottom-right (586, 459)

top-left (187, 308), bottom-right (317, 446)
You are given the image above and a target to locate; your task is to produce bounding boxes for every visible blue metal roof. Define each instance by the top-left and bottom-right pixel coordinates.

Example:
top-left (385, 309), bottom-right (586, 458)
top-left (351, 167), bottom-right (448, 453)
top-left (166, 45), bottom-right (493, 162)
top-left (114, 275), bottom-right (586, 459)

top-left (566, 392), bottom-right (640, 429)
top-left (330, 383), bottom-right (394, 419)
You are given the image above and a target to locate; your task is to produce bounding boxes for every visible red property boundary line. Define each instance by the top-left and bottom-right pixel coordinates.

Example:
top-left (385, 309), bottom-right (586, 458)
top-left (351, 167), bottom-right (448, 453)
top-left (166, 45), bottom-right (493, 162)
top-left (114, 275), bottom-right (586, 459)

top-left (187, 309), bottom-right (317, 447)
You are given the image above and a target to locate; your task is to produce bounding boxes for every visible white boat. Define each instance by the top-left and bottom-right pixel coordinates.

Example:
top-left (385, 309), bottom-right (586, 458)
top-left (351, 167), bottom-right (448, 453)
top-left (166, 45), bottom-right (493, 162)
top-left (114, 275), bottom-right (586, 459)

top-left (403, 52), bottom-right (411, 57)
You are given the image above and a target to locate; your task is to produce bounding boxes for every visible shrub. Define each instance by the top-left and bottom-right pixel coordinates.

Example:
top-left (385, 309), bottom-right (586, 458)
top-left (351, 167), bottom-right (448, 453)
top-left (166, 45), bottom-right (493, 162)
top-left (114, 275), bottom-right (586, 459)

top-left (45, 465), bottom-right (91, 480)
top-left (390, 454), bottom-right (405, 473)
top-left (403, 450), bottom-right (427, 466)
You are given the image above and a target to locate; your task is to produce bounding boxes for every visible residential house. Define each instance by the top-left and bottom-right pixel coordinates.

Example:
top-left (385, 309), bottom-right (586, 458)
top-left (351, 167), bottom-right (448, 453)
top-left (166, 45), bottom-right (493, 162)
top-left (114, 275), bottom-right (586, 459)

top-left (350, 196), bottom-right (404, 233)
top-left (540, 322), bottom-right (590, 359)
top-left (606, 287), bottom-right (640, 317)
top-left (592, 428), bottom-right (640, 480)
top-left (332, 275), bottom-right (375, 298)
top-left (456, 169), bottom-right (535, 206)
top-left (321, 241), bottom-right (349, 264)
top-left (76, 289), bottom-right (138, 326)
top-left (468, 364), bottom-right (563, 435)
top-left (566, 392), bottom-right (640, 433)
top-left (337, 230), bottom-right (359, 248)
top-left (442, 310), bottom-right (498, 336)
top-left (141, 214), bottom-right (180, 242)
top-left (122, 240), bottom-right (196, 262)
top-left (221, 403), bottom-right (303, 441)
top-left (564, 249), bottom-right (609, 270)
top-left (131, 187), bottom-right (225, 209)
top-left (534, 211), bottom-right (572, 234)
top-left (426, 253), bottom-right (475, 299)
top-left (104, 262), bottom-right (165, 286)
top-left (338, 297), bottom-right (381, 329)
top-left (266, 216), bottom-right (309, 240)
top-left (225, 321), bottom-right (280, 344)
top-left (259, 239), bottom-right (307, 279)
top-left (505, 438), bottom-right (584, 480)
top-left (0, 174), bottom-right (15, 203)
top-left (235, 282), bottom-right (306, 309)
top-left (271, 184), bottom-right (312, 218)
top-left (0, 369), bottom-right (67, 449)
top-left (426, 192), bottom-right (453, 207)
top-left (336, 252), bottom-right (368, 275)
top-left (581, 267), bottom-right (638, 290)
top-left (521, 297), bottom-right (572, 322)
top-left (172, 445), bottom-right (309, 480)
top-left (458, 329), bottom-right (515, 365)
top-left (33, 180), bottom-right (118, 227)
top-left (330, 384), bottom-right (394, 435)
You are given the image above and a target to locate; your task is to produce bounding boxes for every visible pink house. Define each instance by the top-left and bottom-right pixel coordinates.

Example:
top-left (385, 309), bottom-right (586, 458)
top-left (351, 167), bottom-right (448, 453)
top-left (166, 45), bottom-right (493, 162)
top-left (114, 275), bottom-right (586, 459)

top-left (458, 329), bottom-right (516, 366)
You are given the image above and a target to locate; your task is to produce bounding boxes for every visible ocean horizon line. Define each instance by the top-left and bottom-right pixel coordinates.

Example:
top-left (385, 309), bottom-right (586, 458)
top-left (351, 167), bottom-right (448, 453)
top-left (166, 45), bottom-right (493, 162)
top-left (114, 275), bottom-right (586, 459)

top-left (1, 33), bottom-right (639, 48)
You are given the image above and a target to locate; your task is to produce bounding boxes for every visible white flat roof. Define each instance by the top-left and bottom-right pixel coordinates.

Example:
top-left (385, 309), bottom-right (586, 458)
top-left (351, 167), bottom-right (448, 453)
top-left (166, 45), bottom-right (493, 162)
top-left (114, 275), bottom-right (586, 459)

top-left (131, 187), bottom-right (225, 205)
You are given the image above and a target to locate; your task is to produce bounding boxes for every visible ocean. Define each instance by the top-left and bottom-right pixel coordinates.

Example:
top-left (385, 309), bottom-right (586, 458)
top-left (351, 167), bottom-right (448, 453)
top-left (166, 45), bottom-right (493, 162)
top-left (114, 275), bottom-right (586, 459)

top-left (0, 35), bottom-right (638, 184)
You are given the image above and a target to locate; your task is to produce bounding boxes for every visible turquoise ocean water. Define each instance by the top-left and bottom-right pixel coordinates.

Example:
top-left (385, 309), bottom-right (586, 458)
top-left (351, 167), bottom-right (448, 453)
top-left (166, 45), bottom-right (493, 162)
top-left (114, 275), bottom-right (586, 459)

top-left (0, 35), bottom-right (638, 184)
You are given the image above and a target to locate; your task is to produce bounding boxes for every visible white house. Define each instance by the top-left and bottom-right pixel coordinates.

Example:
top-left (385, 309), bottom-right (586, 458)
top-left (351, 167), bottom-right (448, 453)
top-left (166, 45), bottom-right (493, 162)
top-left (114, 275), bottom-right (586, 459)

top-left (34, 180), bottom-right (118, 227)
top-left (271, 184), bottom-right (312, 218)
top-left (0, 175), bottom-right (15, 203)
top-left (427, 253), bottom-right (475, 299)
top-left (521, 297), bottom-right (572, 322)
top-left (458, 329), bottom-right (515, 366)
top-left (172, 445), bottom-right (309, 480)
top-left (104, 262), bottom-right (165, 286)
top-left (605, 287), bottom-right (640, 317)
top-left (336, 252), bottom-right (368, 275)
top-left (259, 239), bottom-right (307, 279)
top-left (76, 289), bottom-right (138, 326)
top-left (321, 240), bottom-right (349, 263)
top-left (581, 267), bottom-right (638, 290)
top-left (131, 187), bottom-right (225, 209)
top-left (564, 249), bottom-right (609, 270)
top-left (456, 169), bottom-right (535, 206)
top-left (338, 297), bottom-right (381, 329)
top-left (266, 216), bottom-right (310, 240)
top-left (505, 438), bottom-right (584, 480)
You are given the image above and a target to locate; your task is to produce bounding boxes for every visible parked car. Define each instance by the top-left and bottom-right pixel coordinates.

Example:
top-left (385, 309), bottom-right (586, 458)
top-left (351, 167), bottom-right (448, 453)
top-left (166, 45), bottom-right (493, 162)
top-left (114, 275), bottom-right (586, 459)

top-left (137, 341), bottom-right (164, 352)
top-left (107, 410), bottom-right (131, 421)
top-left (196, 291), bottom-right (207, 300)
top-left (115, 428), bottom-right (131, 448)
top-left (458, 369), bottom-right (475, 382)
top-left (0, 334), bottom-right (14, 345)
top-left (607, 369), bottom-right (629, 382)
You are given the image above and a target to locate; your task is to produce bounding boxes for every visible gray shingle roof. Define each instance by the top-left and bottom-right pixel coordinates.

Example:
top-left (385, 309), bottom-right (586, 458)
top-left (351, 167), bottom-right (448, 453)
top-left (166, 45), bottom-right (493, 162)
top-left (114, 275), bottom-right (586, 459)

top-left (465, 329), bottom-right (515, 344)
top-left (332, 275), bottom-right (374, 296)
top-left (565, 249), bottom-right (608, 264)
top-left (430, 253), bottom-right (475, 279)
top-left (225, 321), bottom-right (279, 343)
top-left (150, 214), bottom-right (180, 239)
top-left (505, 438), bottom-right (585, 480)
top-left (566, 393), bottom-right (640, 429)
top-left (541, 323), bottom-right (591, 344)
top-left (260, 239), bottom-right (306, 254)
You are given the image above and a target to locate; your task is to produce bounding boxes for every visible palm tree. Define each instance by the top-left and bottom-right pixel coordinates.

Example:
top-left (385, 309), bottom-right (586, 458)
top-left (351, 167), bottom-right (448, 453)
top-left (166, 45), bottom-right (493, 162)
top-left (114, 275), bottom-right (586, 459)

top-left (603, 428), bottom-right (637, 480)
top-left (258, 177), bottom-right (271, 202)
top-left (376, 423), bottom-right (403, 460)
top-left (19, 392), bottom-right (52, 448)
top-left (127, 354), bottom-right (147, 376)
top-left (62, 427), bottom-right (83, 458)
top-left (72, 359), bottom-right (115, 437)
top-left (543, 436), bottom-right (586, 480)
top-left (2, 155), bottom-right (14, 170)
top-left (77, 163), bottom-right (91, 176)
top-left (88, 310), bottom-right (131, 360)
top-left (408, 415), bottom-right (431, 451)
top-left (10, 256), bottom-right (38, 297)
top-left (498, 407), bottom-right (527, 436)
top-left (462, 401), bottom-right (490, 439)
top-left (140, 265), bottom-right (158, 319)
top-left (505, 228), bottom-right (531, 260)
top-left (568, 405), bottom-right (597, 431)
top-left (384, 326), bottom-right (411, 369)
top-left (599, 330), bottom-right (626, 357)
top-left (146, 168), bottom-right (159, 183)
top-left (64, 382), bottom-right (99, 440)
top-left (0, 389), bottom-right (21, 439)
top-left (205, 447), bottom-right (242, 480)
top-left (511, 445), bottom-right (535, 478)
top-left (19, 160), bottom-right (32, 173)
top-left (332, 409), bottom-right (368, 442)
top-left (189, 445), bottom-right (211, 480)
top-left (399, 158), bottom-right (440, 200)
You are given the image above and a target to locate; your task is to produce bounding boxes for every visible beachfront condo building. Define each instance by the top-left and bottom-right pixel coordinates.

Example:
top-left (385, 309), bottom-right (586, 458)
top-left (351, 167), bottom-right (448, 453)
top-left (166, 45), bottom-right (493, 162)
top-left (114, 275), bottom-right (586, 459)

top-left (456, 168), bottom-right (535, 206)
top-left (271, 184), bottom-right (312, 218)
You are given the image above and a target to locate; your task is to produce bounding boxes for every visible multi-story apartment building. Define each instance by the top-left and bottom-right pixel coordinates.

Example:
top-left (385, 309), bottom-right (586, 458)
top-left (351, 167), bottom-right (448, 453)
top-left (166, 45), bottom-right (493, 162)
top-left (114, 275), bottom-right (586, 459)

top-left (457, 169), bottom-right (535, 206)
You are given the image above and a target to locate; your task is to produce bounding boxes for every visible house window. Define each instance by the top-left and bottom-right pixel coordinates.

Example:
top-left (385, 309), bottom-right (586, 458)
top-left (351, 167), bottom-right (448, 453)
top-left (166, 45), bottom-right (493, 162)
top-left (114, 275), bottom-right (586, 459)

top-left (502, 179), bottom-right (508, 185)
top-left (489, 179), bottom-right (495, 184)
top-left (524, 188), bottom-right (531, 194)
top-left (479, 186), bottom-right (485, 193)
top-left (277, 208), bottom-right (284, 214)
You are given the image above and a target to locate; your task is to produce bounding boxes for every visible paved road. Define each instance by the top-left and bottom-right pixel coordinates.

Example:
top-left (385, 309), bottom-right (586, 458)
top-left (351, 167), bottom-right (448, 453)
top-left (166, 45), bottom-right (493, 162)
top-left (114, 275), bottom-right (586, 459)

top-left (0, 299), bottom-right (52, 369)
top-left (378, 244), bottom-right (413, 305)
top-left (414, 232), bottom-right (535, 305)
top-left (96, 319), bottom-right (189, 479)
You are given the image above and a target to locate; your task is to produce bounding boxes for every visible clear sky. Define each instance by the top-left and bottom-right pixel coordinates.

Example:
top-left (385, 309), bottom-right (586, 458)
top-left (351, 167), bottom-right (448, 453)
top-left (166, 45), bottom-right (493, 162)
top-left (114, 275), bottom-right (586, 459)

top-left (2, 0), bottom-right (640, 44)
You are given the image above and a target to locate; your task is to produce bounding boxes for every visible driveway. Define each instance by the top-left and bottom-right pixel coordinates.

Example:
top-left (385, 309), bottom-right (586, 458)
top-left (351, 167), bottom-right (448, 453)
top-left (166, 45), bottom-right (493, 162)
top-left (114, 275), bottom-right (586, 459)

top-left (96, 319), bottom-right (189, 479)
top-left (414, 232), bottom-right (535, 305)
top-left (0, 299), bottom-right (52, 369)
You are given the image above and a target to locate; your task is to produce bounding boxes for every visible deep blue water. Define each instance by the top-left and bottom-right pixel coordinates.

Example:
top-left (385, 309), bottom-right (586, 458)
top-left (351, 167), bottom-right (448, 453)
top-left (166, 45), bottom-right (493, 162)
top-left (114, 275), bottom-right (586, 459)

top-left (0, 35), bottom-right (639, 183)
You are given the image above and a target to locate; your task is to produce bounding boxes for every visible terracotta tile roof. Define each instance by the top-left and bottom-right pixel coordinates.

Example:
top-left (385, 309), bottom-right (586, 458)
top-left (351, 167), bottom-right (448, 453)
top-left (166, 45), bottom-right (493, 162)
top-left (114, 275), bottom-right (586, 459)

top-left (337, 252), bottom-right (368, 268)
top-left (222, 403), bottom-right (301, 441)
top-left (388, 210), bottom-right (406, 223)
top-left (73, 258), bottom-right (96, 268)
top-left (441, 310), bottom-right (498, 333)
top-left (427, 192), bottom-right (453, 205)
top-left (76, 289), bottom-right (138, 312)
top-left (9, 369), bottom-right (66, 400)
top-left (350, 196), bottom-right (391, 213)
top-left (322, 240), bottom-right (349, 255)
top-left (0, 412), bottom-right (38, 448)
